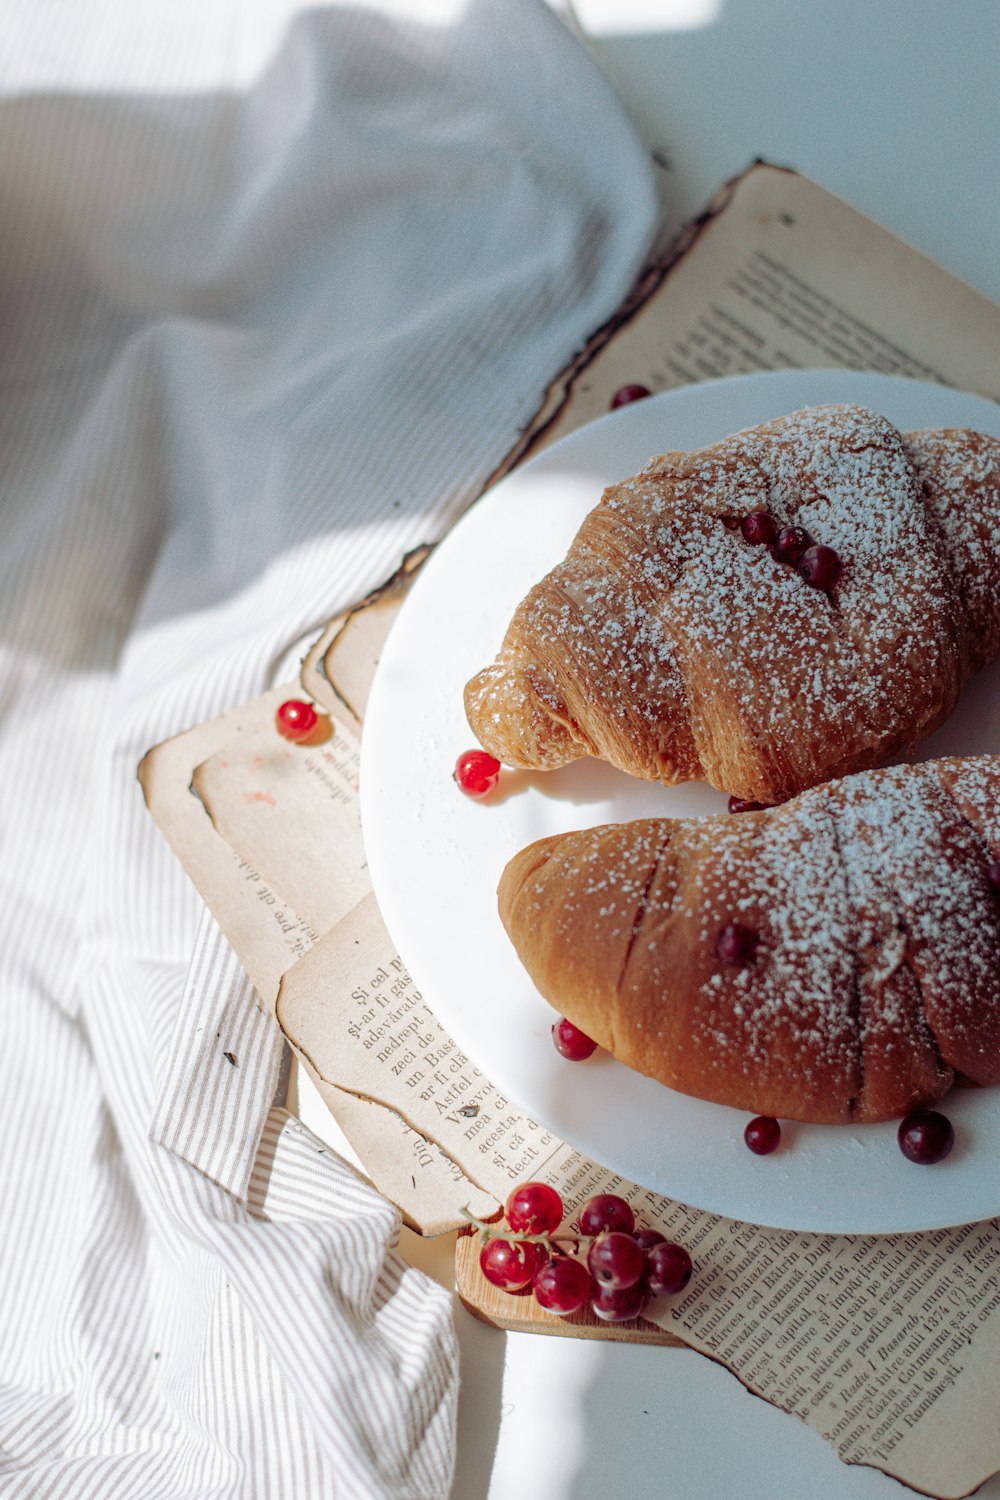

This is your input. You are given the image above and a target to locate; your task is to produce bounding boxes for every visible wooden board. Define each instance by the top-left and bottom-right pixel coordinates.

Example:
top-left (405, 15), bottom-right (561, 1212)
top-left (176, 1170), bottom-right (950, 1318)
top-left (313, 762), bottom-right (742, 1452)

top-left (455, 1230), bottom-right (686, 1345)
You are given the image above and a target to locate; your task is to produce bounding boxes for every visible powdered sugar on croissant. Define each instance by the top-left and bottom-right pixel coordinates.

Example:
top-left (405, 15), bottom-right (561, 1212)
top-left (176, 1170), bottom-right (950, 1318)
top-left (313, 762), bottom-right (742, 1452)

top-left (498, 756), bottom-right (1000, 1125)
top-left (466, 405), bottom-right (1000, 802)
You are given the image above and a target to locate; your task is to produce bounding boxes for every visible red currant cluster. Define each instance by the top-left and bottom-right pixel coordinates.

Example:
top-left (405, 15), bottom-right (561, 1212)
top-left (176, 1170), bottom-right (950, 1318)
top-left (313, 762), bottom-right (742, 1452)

top-left (467, 1182), bottom-right (692, 1323)
top-left (739, 509), bottom-right (842, 592)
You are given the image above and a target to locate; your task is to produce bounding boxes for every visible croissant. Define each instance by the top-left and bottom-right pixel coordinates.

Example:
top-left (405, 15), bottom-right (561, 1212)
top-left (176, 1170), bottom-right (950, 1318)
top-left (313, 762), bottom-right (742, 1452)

top-left (466, 405), bottom-right (1000, 804)
top-left (497, 756), bottom-right (1000, 1125)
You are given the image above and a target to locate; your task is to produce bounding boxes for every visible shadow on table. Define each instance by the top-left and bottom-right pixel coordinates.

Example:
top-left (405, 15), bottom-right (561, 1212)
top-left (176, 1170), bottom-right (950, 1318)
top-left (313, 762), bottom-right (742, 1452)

top-left (447, 1325), bottom-right (970, 1499)
top-left (450, 1305), bottom-right (507, 1500)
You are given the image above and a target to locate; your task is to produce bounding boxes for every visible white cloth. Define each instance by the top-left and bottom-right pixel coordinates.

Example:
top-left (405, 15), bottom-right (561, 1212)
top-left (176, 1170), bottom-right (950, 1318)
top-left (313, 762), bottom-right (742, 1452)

top-left (0, 2), bottom-right (658, 1496)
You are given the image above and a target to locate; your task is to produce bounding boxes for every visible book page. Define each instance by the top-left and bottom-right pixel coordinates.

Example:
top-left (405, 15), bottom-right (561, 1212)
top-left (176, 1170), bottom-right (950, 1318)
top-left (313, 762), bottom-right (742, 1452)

top-left (190, 719), bottom-right (368, 937)
top-left (278, 895), bottom-right (566, 1201)
top-left (138, 688), bottom-right (323, 1002)
top-left (517, 162), bottom-right (1000, 465)
top-left (138, 690), bottom-right (497, 1234)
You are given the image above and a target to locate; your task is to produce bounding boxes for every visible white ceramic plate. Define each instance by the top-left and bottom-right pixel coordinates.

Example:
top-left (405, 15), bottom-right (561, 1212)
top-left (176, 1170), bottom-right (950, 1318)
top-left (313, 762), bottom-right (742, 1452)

top-left (360, 370), bottom-right (1000, 1234)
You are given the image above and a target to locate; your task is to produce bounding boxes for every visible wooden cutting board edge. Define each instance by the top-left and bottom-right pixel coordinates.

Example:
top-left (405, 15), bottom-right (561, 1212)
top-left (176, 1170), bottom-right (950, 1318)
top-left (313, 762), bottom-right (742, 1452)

top-left (455, 1229), bottom-right (686, 1345)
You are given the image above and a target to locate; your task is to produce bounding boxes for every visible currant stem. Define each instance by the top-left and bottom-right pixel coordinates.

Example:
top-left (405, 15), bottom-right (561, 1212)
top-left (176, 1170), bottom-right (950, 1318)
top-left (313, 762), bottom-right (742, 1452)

top-left (459, 1204), bottom-right (593, 1256)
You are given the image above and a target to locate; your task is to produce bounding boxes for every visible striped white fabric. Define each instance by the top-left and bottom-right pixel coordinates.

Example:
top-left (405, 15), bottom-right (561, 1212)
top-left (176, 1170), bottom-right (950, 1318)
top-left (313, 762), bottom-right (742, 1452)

top-left (0, 2), bottom-right (658, 1496)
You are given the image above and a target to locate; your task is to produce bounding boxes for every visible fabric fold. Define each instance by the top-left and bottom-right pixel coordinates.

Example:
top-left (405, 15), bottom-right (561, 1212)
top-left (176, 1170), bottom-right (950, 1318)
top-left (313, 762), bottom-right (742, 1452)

top-left (0, 1), bottom-right (659, 1493)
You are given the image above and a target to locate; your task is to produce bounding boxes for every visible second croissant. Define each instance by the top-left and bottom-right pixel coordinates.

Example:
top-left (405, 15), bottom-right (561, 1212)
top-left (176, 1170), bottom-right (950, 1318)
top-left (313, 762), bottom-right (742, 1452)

top-left (498, 755), bottom-right (1000, 1125)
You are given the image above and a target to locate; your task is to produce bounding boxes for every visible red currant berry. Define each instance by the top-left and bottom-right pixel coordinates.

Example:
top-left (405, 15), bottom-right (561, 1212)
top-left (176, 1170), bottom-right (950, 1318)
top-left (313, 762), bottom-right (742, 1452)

top-left (610, 384), bottom-right (651, 409)
top-left (479, 1238), bottom-right (546, 1292)
top-left (898, 1108), bottom-right (955, 1165)
top-left (644, 1241), bottom-right (693, 1297)
top-left (533, 1256), bottom-right (591, 1315)
top-left (577, 1193), bottom-right (635, 1237)
top-left (552, 1017), bottom-right (598, 1061)
top-left (727, 796), bottom-right (767, 814)
top-left (454, 749), bottom-right (501, 799)
top-left (716, 921), bottom-right (757, 966)
top-left (587, 1231), bottom-right (647, 1291)
top-left (633, 1228), bottom-right (667, 1252)
top-left (986, 862), bottom-right (1000, 890)
top-left (591, 1281), bottom-right (648, 1323)
top-left (505, 1181), bottom-right (564, 1236)
top-left (744, 1115), bottom-right (781, 1155)
top-left (770, 525), bottom-right (811, 564)
top-left (740, 511), bottom-right (777, 545)
top-left (275, 699), bottom-right (319, 742)
top-left (799, 543), bottom-right (842, 591)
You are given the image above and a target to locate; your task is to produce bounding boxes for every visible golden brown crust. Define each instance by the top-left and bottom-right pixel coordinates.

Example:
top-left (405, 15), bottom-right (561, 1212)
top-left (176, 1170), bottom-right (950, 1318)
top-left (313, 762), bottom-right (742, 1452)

top-left (498, 756), bottom-right (1000, 1124)
top-left (468, 406), bottom-right (1000, 803)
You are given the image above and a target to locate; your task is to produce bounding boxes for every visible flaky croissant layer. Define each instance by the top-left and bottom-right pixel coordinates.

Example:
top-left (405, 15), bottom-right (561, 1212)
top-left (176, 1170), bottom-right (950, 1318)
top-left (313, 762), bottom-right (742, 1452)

top-left (467, 405), bottom-right (1000, 803)
top-left (498, 756), bottom-right (1000, 1125)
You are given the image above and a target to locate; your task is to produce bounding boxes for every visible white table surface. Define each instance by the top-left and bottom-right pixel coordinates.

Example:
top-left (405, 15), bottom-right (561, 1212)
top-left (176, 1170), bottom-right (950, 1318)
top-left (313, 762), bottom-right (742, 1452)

top-left (304, 4), bottom-right (1000, 1496)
